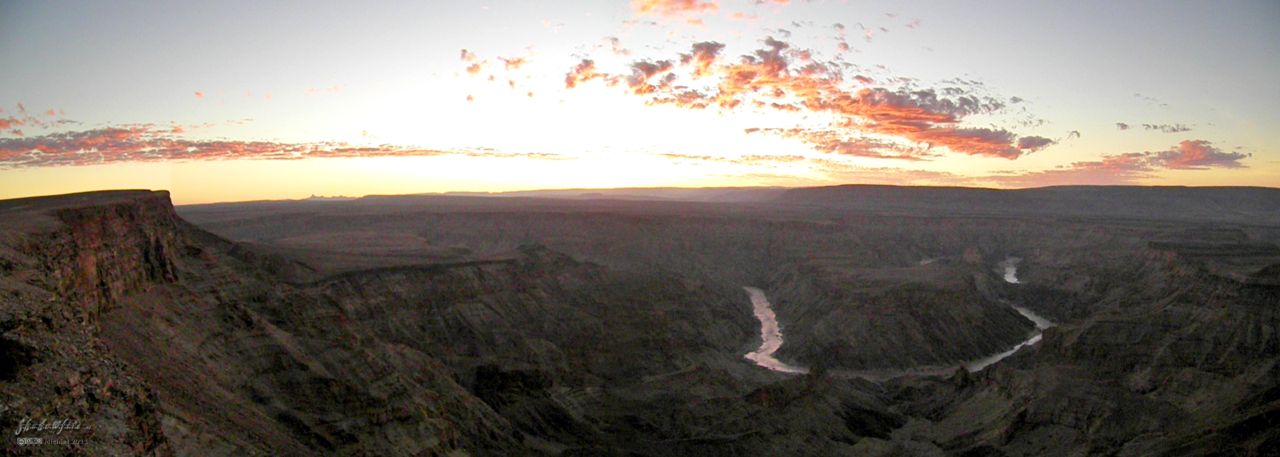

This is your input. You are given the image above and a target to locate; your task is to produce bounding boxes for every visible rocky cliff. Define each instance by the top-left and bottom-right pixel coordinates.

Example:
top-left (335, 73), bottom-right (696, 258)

top-left (1, 191), bottom-right (521, 455)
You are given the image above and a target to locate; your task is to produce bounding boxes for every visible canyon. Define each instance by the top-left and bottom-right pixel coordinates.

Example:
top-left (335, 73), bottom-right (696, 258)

top-left (1, 186), bottom-right (1278, 456)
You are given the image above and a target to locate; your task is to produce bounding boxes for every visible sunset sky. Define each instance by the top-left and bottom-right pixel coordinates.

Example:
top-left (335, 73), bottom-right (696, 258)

top-left (1, 0), bottom-right (1277, 203)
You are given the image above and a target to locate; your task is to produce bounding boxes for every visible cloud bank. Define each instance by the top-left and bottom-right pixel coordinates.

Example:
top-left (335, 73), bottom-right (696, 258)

top-left (0, 125), bottom-right (564, 168)
top-left (562, 37), bottom-right (1053, 160)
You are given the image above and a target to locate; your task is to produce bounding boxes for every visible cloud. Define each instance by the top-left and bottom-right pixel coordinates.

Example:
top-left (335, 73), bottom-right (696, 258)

top-left (563, 36), bottom-right (1050, 160)
top-left (624, 60), bottom-right (676, 94)
top-left (0, 126), bottom-right (567, 168)
top-left (305, 85), bottom-right (343, 95)
top-left (1016, 135), bottom-right (1055, 151)
top-left (1142, 123), bottom-right (1191, 133)
top-left (564, 59), bottom-right (611, 88)
top-left (1153, 139), bottom-right (1247, 169)
top-left (632, 0), bottom-right (717, 17)
top-left (605, 36), bottom-right (632, 56)
top-left (806, 160), bottom-right (980, 186)
top-left (659, 152), bottom-right (804, 165)
top-left (1134, 92), bottom-right (1168, 107)
top-left (500, 56), bottom-right (528, 70)
top-left (680, 41), bottom-right (725, 77)
top-left (745, 127), bottom-right (936, 160)
top-left (989, 154), bottom-right (1154, 186)
top-left (989, 139), bottom-right (1249, 186)
top-left (1116, 122), bottom-right (1193, 133)
top-left (0, 104), bottom-right (67, 136)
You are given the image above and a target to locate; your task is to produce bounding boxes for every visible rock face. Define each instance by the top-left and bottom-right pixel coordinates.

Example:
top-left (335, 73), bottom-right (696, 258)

top-left (0, 191), bottom-right (760, 455)
top-left (3, 188), bottom-right (1278, 456)
top-left (313, 247), bottom-right (753, 385)
top-left (1, 191), bottom-right (521, 455)
top-left (764, 259), bottom-right (1035, 370)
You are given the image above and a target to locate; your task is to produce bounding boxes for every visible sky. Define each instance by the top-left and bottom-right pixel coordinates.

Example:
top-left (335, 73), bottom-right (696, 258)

top-left (1, 0), bottom-right (1277, 204)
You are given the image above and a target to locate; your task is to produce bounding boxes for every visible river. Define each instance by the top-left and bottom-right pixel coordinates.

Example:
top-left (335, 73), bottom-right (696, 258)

top-left (743, 256), bottom-right (1053, 380)
top-left (743, 286), bottom-right (809, 374)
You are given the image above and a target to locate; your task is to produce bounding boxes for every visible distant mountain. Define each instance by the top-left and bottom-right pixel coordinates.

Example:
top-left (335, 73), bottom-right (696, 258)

top-left (778, 185), bottom-right (1280, 224)
top-left (439, 186), bottom-right (788, 202)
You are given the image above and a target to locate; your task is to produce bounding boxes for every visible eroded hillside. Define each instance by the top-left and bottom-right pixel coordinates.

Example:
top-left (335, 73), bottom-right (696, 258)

top-left (1, 188), bottom-right (1277, 456)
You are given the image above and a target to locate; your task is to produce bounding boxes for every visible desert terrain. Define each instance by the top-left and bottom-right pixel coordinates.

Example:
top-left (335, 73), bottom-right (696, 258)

top-left (1, 186), bottom-right (1277, 456)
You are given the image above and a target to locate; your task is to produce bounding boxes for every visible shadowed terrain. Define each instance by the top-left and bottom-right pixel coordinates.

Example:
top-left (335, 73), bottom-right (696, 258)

top-left (2, 186), bottom-right (1277, 456)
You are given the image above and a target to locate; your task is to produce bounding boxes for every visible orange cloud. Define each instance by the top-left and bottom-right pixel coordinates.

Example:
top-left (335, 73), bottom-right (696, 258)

top-left (632, 0), bottom-right (717, 17)
top-left (500, 56), bottom-right (528, 70)
top-left (564, 59), bottom-right (611, 88)
top-left (679, 41), bottom-right (725, 77)
top-left (746, 127), bottom-right (935, 160)
top-left (564, 36), bottom-right (1050, 160)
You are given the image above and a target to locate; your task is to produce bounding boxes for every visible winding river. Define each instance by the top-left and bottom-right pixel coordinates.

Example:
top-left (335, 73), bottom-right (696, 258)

top-left (743, 256), bottom-right (1053, 380)
top-left (743, 287), bottom-right (809, 374)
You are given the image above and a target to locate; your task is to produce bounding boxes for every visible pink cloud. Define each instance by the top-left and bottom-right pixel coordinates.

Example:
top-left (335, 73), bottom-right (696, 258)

top-left (0, 126), bottom-right (567, 168)
top-left (0, 104), bottom-right (65, 134)
top-left (990, 140), bottom-right (1249, 186)
top-left (1154, 139), bottom-right (1248, 169)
